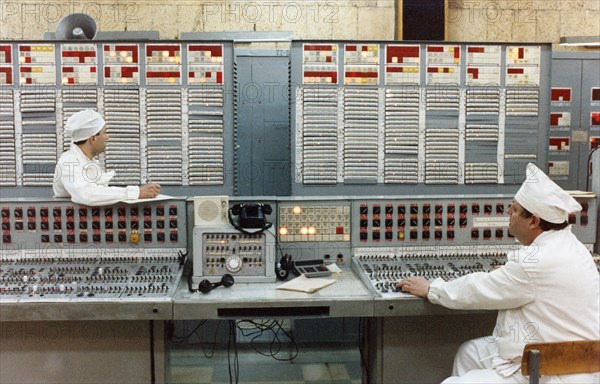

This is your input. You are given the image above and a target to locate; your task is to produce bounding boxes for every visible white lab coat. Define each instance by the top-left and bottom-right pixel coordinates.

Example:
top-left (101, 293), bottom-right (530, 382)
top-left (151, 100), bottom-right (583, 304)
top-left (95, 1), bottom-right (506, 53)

top-left (53, 144), bottom-right (139, 206)
top-left (428, 227), bottom-right (600, 383)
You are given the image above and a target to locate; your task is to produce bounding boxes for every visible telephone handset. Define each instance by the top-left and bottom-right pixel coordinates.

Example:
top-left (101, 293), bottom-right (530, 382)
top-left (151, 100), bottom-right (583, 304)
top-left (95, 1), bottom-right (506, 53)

top-left (228, 203), bottom-right (273, 235)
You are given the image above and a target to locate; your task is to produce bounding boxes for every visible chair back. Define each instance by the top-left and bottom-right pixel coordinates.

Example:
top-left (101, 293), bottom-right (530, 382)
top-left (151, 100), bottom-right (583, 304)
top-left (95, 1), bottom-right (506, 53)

top-left (522, 340), bottom-right (600, 377)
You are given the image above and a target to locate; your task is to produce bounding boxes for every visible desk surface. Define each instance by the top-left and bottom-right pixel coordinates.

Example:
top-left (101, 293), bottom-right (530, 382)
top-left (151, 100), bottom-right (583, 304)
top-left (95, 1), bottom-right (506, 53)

top-left (173, 269), bottom-right (374, 319)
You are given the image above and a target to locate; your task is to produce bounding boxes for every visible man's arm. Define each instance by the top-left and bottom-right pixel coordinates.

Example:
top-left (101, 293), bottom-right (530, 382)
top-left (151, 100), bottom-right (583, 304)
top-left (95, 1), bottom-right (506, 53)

top-left (56, 159), bottom-right (158, 206)
top-left (397, 261), bottom-right (535, 310)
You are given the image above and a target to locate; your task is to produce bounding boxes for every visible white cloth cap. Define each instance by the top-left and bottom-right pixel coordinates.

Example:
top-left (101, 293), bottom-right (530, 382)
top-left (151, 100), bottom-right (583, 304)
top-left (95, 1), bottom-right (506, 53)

top-left (514, 163), bottom-right (581, 223)
top-left (65, 109), bottom-right (105, 142)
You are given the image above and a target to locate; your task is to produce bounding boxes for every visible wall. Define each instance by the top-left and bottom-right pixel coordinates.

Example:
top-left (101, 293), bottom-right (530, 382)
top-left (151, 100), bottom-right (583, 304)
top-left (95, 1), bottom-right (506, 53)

top-left (0, 1), bottom-right (598, 50)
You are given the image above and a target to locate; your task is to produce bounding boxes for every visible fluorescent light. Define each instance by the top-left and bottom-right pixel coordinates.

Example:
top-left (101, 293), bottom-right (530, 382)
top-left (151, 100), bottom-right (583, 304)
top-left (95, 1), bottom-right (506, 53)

top-left (559, 36), bottom-right (600, 47)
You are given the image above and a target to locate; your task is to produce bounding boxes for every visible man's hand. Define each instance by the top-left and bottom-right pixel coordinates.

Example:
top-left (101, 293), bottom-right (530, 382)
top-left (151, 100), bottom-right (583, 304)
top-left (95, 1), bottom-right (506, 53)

top-left (396, 277), bottom-right (430, 299)
top-left (139, 183), bottom-right (161, 199)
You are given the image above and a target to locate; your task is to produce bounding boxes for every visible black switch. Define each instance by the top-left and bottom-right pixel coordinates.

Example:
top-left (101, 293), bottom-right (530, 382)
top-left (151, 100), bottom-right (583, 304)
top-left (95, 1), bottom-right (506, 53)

top-left (435, 218), bottom-right (443, 226)
top-left (92, 208), bottom-right (100, 216)
top-left (459, 218), bottom-right (467, 227)
top-left (27, 208), bottom-right (36, 217)
top-left (1, 222), bottom-right (9, 230)
top-left (410, 218), bottom-right (418, 226)
top-left (66, 221), bottom-right (74, 230)
top-left (483, 229), bottom-right (491, 239)
top-left (169, 220), bottom-right (177, 229)
top-left (484, 204), bottom-right (492, 214)
top-left (105, 221), bottom-right (113, 229)
top-left (105, 233), bottom-right (114, 243)
top-left (54, 234), bottom-right (63, 243)
top-left (496, 204), bottom-right (504, 214)
top-left (447, 230), bottom-right (454, 239)
top-left (495, 229), bottom-right (503, 238)
top-left (397, 219), bottom-right (405, 227)
top-left (14, 208), bottom-right (23, 218)
top-left (156, 220), bottom-right (165, 229)
top-left (143, 206), bottom-right (152, 216)
top-left (170, 231), bottom-right (178, 242)
top-left (422, 218), bottom-right (430, 227)
top-left (41, 222), bottom-right (49, 230)
top-left (360, 206), bottom-right (368, 214)
top-left (385, 219), bottom-right (393, 227)
top-left (67, 234), bottom-right (75, 243)
top-left (15, 222), bottom-right (23, 231)
top-left (360, 219), bottom-right (368, 227)
top-left (28, 222), bottom-right (36, 230)
top-left (53, 222), bottom-right (61, 230)
top-left (92, 221), bottom-right (100, 230)
top-left (385, 232), bottom-right (393, 240)
top-left (372, 219), bottom-right (380, 227)
top-left (410, 205), bottom-right (419, 214)
top-left (447, 204), bottom-right (455, 214)
top-left (385, 205), bottom-right (393, 214)
top-left (169, 206), bottom-right (177, 215)
top-left (410, 231), bottom-right (418, 240)
top-left (93, 234), bottom-right (101, 242)
top-left (422, 230), bottom-right (430, 239)
top-left (118, 232), bottom-right (126, 242)
top-left (435, 230), bottom-right (443, 240)
top-left (52, 208), bottom-right (60, 217)
top-left (471, 204), bottom-right (480, 214)
top-left (423, 204), bottom-right (430, 214)
top-left (157, 232), bottom-right (165, 242)
top-left (41, 234), bottom-right (50, 243)
top-left (66, 207), bottom-right (74, 216)
top-left (156, 206), bottom-right (164, 216)
top-left (360, 232), bottom-right (368, 241)
top-left (372, 231), bottom-right (380, 240)
top-left (1, 208), bottom-right (9, 218)
top-left (79, 221), bottom-right (87, 229)
top-left (460, 204), bottom-right (467, 214)
top-left (40, 208), bottom-right (48, 217)
top-left (397, 205), bottom-right (405, 214)
top-left (471, 229), bottom-right (479, 239)
top-left (130, 207), bottom-right (138, 216)
top-left (144, 233), bottom-right (152, 242)
top-left (80, 233), bottom-right (88, 242)
top-left (104, 208), bottom-right (112, 216)
top-left (79, 208), bottom-right (87, 216)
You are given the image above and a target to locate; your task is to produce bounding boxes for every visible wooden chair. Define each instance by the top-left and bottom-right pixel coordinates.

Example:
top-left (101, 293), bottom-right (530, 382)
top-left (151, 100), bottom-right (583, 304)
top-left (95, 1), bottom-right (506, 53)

top-left (521, 340), bottom-right (600, 384)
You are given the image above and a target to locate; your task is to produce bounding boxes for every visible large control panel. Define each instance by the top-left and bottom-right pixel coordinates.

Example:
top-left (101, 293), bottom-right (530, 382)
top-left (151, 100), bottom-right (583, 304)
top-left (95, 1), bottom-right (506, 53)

top-left (349, 194), bottom-right (597, 298)
top-left (0, 198), bottom-right (187, 301)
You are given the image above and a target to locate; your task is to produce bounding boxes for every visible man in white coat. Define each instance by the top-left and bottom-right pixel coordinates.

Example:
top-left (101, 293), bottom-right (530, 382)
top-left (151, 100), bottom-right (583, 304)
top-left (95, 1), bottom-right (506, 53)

top-left (397, 163), bottom-right (599, 383)
top-left (53, 109), bottom-right (160, 206)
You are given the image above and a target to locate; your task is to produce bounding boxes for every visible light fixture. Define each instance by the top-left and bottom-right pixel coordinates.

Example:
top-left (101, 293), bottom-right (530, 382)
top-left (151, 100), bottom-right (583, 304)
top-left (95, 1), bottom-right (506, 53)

top-left (559, 36), bottom-right (600, 47)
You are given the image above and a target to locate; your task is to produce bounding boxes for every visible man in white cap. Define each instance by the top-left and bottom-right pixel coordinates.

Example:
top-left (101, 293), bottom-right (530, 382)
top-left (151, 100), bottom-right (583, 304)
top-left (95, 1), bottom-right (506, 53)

top-left (397, 163), bottom-right (599, 383)
top-left (53, 109), bottom-right (160, 206)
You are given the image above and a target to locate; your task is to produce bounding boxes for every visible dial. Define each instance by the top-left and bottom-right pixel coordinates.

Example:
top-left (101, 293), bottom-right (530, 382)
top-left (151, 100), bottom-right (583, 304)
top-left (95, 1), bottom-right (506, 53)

top-left (225, 255), bottom-right (242, 273)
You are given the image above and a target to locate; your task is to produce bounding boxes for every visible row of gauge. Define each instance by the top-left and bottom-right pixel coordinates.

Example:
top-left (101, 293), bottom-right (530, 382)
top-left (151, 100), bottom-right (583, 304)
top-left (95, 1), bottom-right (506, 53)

top-left (0, 43), bottom-right (541, 86)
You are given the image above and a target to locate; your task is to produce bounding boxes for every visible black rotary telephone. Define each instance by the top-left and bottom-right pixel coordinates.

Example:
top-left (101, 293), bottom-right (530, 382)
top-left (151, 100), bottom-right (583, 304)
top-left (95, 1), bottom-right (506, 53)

top-left (228, 203), bottom-right (273, 235)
